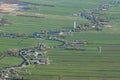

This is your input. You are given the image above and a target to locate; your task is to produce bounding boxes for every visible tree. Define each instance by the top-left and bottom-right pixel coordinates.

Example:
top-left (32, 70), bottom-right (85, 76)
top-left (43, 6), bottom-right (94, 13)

top-left (6, 49), bottom-right (19, 56)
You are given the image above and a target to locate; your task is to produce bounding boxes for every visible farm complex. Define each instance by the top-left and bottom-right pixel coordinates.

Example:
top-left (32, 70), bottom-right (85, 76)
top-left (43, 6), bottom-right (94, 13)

top-left (0, 0), bottom-right (120, 80)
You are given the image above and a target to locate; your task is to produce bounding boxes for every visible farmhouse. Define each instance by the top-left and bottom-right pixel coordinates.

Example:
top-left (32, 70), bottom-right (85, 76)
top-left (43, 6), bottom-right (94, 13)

top-left (98, 4), bottom-right (110, 11)
top-left (26, 51), bottom-right (45, 58)
top-left (30, 58), bottom-right (50, 64)
top-left (63, 40), bottom-right (87, 50)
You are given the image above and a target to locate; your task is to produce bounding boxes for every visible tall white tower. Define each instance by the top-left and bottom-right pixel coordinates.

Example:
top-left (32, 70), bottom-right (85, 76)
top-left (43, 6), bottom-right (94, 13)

top-left (74, 21), bottom-right (76, 29)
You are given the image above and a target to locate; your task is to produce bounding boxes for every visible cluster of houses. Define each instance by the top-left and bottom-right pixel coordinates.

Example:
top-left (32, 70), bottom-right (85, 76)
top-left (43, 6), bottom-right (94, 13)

top-left (73, 0), bottom-right (120, 31)
top-left (32, 29), bottom-right (72, 38)
top-left (19, 43), bottom-right (50, 67)
top-left (0, 68), bottom-right (24, 80)
top-left (70, 1), bottom-right (120, 31)
top-left (71, 4), bottom-right (110, 16)
top-left (79, 4), bottom-right (110, 31)
top-left (63, 40), bottom-right (87, 50)
top-left (0, 43), bottom-right (50, 79)
top-left (0, 42), bottom-right (50, 67)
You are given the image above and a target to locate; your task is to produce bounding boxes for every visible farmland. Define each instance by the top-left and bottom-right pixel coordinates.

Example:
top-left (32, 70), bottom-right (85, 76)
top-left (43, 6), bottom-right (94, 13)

top-left (0, 0), bottom-right (120, 80)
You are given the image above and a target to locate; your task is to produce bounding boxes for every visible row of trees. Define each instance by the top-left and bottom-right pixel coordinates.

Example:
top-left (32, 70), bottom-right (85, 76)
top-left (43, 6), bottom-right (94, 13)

top-left (1, 49), bottom-right (19, 57)
top-left (0, 32), bottom-right (32, 38)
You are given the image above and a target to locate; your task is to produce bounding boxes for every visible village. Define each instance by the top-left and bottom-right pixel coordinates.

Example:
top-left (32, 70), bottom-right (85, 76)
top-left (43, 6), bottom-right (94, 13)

top-left (0, 42), bottom-right (49, 80)
top-left (0, 0), bottom-right (120, 80)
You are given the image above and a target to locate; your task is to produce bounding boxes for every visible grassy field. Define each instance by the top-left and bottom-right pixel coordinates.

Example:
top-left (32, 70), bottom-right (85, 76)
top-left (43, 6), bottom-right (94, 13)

top-left (0, 57), bottom-right (22, 68)
top-left (1, 15), bottom-right (87, 34)
top-left (0, 0), bottom-right (120, 80)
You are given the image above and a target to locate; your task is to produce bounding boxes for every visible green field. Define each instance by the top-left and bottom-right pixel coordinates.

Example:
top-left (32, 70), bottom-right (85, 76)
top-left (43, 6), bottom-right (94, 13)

top-left (0, 0), bottom-right (120, 80)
